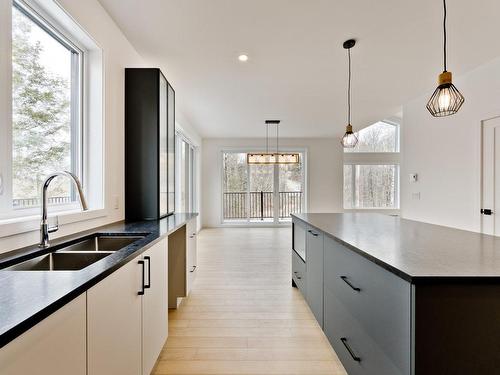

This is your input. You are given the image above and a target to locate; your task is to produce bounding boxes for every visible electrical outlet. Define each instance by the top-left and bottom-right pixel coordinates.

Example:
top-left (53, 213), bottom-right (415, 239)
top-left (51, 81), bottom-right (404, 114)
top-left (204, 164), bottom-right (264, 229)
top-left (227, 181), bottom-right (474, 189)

top-left (412, 192), bottom-right (421, 200)
top-left (113, 195), bottom-right (120, 210)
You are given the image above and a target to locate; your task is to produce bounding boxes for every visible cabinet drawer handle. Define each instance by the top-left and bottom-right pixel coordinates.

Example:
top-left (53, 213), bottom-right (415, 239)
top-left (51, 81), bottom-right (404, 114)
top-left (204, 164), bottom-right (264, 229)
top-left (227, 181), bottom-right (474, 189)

top-left (138, 260), bottom-right (145, 295)
top-left (308, 230), bottom-right (319, 237)
top-left (144, 256), bottom-right (151, 289)
top-left (190, 265), bottom-right (197, 273)
top-left (340, 337), bottom-right (361, 362)
top-left (340, 276), bottom-right (361, 292)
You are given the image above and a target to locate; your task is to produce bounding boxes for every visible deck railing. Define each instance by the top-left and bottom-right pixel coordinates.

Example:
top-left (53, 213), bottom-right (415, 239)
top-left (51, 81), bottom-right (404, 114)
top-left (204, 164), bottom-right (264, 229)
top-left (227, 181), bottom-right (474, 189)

top-left (223, 191), bottom-right (303, 220)
top-left (13, 196), bottom-right (72, 209)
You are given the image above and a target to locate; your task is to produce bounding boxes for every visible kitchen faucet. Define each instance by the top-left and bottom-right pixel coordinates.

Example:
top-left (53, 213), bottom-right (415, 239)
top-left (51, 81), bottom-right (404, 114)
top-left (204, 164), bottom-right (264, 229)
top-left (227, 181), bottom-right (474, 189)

top-left (39, 171), bottom-right (88, 248)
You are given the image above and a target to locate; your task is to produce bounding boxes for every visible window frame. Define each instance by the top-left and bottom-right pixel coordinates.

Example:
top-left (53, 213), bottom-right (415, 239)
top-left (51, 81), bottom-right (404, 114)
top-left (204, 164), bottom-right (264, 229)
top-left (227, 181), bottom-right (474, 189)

top-left (220, 147), bottom-right (308, 226)
top-left (0, 0), bottom-right (105, 236)
top-left (10, 0), bottom-right (85, 213)
top-left (343, 120), bottom-right (401, 211)
top-left (344, 119), bottom-right (400, 154)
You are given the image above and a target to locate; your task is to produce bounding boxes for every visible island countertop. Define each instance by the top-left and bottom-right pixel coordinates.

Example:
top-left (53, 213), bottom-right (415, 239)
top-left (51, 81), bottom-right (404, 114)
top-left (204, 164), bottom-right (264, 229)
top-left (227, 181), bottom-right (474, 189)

top-left (0, 212), bottom-right (198, 348)
top-left (292, 213), bottom-right (500, 282)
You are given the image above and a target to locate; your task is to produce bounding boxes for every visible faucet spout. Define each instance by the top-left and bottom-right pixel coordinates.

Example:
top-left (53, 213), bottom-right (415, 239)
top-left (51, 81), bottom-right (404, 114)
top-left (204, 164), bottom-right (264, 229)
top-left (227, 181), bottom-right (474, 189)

top-left (39, 171), bottom-right (88, 248)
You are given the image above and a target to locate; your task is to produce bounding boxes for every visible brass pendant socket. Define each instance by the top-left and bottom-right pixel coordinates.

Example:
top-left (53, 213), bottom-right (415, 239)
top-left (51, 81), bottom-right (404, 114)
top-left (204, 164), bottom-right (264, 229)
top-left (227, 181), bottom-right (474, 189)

top-left (345, 124), bottom-right (353, 133)
top-left (438, 71), bottom-right (452, 85)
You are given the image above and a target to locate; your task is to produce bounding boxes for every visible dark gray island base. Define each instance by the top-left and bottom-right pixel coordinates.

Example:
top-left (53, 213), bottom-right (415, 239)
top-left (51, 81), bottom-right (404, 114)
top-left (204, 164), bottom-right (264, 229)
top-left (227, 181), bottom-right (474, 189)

top-left (291, 213), bottom-right (500, 375)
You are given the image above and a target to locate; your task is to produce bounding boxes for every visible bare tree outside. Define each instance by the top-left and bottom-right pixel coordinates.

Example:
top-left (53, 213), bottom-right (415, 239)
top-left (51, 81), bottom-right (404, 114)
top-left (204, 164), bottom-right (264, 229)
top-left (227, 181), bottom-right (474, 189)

top-left (12, 5), bottom-right (75, 208)
top-left (344, 122), bottom-right (399, 208)
top-left (345, 121), bottom-right (398, 153)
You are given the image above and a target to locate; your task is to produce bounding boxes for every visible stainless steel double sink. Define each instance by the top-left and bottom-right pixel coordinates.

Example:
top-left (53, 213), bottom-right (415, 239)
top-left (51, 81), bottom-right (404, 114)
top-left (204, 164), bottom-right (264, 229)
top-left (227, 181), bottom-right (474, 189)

top-left (4, 234), bottom-right (145, 271)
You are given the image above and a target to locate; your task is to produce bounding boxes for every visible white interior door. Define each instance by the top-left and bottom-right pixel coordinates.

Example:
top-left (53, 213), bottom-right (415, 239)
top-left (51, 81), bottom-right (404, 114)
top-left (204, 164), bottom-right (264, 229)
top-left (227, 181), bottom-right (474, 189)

top-left (481, 117), bottom-right (500, 235)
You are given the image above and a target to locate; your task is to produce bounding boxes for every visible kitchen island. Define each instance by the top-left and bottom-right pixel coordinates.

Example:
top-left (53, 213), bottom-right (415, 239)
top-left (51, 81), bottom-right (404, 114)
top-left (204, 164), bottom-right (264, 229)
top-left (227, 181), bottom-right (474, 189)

top-left (292, 213), bottom-right (500, 375)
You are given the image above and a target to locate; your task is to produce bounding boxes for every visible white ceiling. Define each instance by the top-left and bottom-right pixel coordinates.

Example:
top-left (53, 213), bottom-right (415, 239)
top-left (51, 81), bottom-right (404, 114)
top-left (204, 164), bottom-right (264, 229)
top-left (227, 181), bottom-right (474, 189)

top-left (99, 0), bottom-right (500, 138)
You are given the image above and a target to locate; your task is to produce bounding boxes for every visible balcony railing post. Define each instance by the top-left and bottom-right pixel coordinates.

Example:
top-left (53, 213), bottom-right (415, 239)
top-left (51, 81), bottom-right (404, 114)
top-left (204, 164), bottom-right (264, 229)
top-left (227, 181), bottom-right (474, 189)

top-left (260, 191), bottom-right (264, 220)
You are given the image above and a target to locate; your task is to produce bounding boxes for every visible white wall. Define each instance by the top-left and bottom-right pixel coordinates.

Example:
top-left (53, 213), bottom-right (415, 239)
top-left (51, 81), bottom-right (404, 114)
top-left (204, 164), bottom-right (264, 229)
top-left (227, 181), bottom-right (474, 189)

top-left (0, 0), bottom-right (144, 252)
top-left (401, 57), bottom-right (500, 232)
top-left (201, 137), bottom-right (343, 227)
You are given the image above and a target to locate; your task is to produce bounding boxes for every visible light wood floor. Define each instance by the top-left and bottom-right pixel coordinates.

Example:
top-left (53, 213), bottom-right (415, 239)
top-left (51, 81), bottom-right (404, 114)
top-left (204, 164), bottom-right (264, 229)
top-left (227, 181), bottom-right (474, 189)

top-left (153, 227), bottom-right (347, 375)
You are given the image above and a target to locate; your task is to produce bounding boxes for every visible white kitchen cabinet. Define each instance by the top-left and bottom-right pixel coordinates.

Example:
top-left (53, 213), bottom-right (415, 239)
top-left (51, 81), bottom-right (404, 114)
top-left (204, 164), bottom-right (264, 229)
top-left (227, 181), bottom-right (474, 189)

top-left (87, 238), bottom-right (169, 375)
top-left (142, 239), bottom-right (169, 375)
top-left (87, 252), bottom-right (143, 375)
top-left (186, 218), bottom-right (197, 293)
top-left (0, 294), bottom-right (86, 375)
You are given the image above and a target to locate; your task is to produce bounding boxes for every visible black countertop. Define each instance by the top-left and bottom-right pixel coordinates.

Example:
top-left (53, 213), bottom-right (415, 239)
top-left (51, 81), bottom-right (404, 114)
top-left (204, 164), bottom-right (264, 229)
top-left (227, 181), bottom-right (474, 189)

top-left (292, 213), bottom-right (500, 283)
top-left (0, 213), bottom-right (197, 348)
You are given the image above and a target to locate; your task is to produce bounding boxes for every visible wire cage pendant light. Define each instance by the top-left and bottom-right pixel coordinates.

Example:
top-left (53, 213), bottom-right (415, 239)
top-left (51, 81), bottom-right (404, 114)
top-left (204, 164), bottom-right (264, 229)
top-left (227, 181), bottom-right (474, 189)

top-left (247, 120), bottom-right (300, 164)
top-left (426, 0), bottom-right (464, 117)
top-left (341, 39), bottom-right (359, 148)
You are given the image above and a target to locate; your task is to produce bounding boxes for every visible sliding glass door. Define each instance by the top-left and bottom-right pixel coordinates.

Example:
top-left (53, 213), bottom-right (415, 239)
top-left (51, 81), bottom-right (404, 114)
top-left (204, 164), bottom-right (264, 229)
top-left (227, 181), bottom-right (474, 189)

top-left (278, 161), bottom-right (304, 222)
top-left (222, 151), bottom-right (305, 224)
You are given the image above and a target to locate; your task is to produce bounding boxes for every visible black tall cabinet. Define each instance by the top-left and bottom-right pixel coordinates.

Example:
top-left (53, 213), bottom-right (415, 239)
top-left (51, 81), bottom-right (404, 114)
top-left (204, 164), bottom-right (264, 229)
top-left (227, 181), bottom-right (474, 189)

top-left (125, 68), bottom-right (175, 221)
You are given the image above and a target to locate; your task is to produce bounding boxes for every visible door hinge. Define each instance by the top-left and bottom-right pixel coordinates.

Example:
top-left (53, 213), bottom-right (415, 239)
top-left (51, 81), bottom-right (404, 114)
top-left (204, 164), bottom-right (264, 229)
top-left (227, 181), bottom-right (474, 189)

top-left (481, 209), bottom-right (493, 215)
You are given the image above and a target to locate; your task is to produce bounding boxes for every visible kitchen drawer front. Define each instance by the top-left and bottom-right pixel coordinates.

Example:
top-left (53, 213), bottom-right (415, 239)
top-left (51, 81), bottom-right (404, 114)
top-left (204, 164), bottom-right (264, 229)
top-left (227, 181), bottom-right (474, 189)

top-left (292, 250), bottom-right (306, 296)
top-left (292, 219), bottom-right (307, 262)
top-left (324, 287), bottom-right (407, 375)
top-left (324, 236), bottom-right (411, 375)
top-left (306, 228), bottom-right (324, 327)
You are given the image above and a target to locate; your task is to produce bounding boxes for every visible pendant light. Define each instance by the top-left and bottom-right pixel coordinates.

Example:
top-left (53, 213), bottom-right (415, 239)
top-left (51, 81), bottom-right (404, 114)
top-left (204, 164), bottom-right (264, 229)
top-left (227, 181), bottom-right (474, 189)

top-left (426, 0), bottom-right (464, 117)
top-left (341, 39), bottom-right (359, 148)
top-left (247, 120), bottom-right (300, 164)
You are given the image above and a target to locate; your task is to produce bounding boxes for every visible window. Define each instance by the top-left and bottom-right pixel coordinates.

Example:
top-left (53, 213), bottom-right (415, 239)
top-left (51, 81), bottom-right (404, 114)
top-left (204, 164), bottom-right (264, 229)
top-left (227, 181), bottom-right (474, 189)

top-left (344, 164), bottom-right (398, 208)
top-left (11, 1), bottom-right (82, 212)
top-left (0, 0), bottom-right (103, 223)
top-left (222, 150), bottom-right (306, 223)
top-left (343, 120), bottom-right (400, 209)
top-left (344, 121), bottom-right (399, 153)
top-left (175, 132), bottom-right (197, 213)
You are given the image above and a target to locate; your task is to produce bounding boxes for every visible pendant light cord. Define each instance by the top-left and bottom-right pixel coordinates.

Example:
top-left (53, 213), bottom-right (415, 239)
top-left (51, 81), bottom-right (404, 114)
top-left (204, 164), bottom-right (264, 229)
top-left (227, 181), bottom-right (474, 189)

top-left (443, 0), bottom-right (447, 72)
top-left (347, 47), bottom-right (352, 125)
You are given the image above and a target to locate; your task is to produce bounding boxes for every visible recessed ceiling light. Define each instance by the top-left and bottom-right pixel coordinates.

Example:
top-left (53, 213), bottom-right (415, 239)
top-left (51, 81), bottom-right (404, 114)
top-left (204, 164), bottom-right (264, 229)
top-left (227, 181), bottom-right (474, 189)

top-left (238, 54), bottom-right (249, 62)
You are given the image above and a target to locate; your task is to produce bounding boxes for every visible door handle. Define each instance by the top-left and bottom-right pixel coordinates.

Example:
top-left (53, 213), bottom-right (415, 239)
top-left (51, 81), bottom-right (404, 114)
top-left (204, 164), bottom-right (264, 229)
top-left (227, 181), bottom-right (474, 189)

top-left (308, 230), bottom-right (319, 237)
top-left (340, 276), bottom-right (361, 292)
top-left (144, 256), bottom-right (151, 289)
top-left (340, 337), bottom-right (361, 362)
top-left (138, 260), bottom-right (145, 295)
top-left (481, 209), bottom-right (493, 215)
top-left (190, 265), bottom-right (197, 273)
